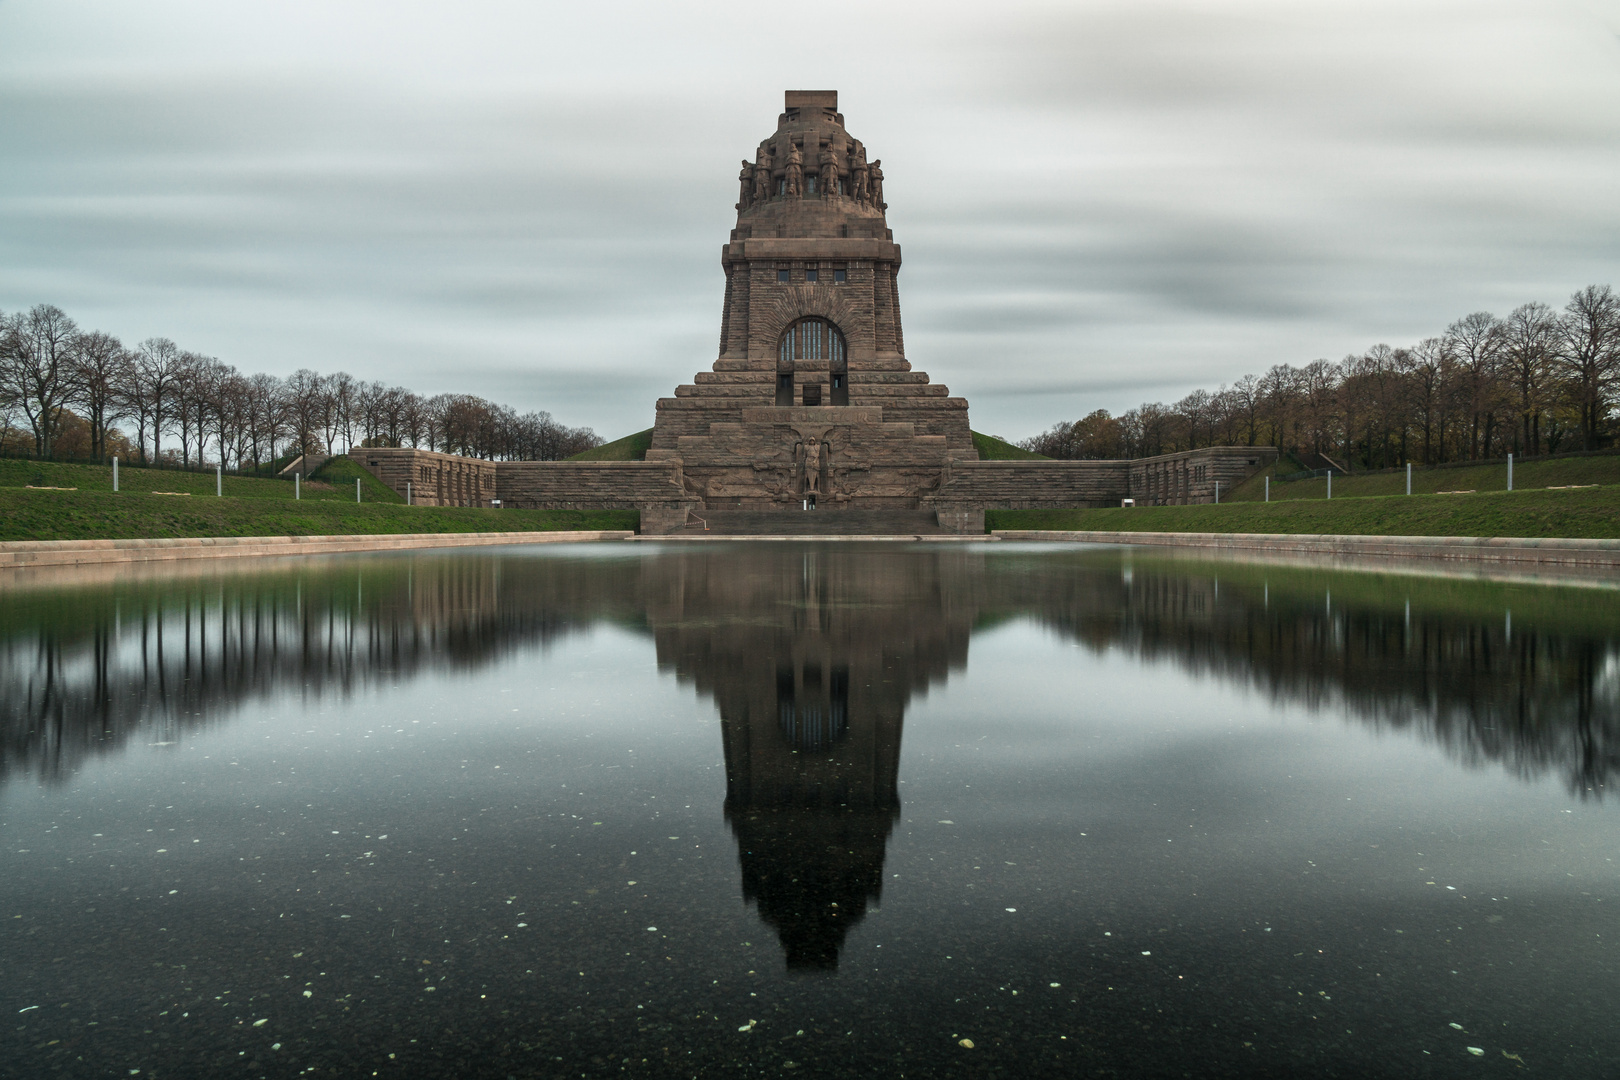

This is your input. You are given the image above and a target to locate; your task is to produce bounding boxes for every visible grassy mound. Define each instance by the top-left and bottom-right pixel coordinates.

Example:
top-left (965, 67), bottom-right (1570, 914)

top-left (972, 432), bottom-right (1047, 460)
top-left (308, 455), bottom-right (405, 502)
top-left (987, 484), bottom-right (1620, 539)
top-left (568, 429), bottom-right (653, 461)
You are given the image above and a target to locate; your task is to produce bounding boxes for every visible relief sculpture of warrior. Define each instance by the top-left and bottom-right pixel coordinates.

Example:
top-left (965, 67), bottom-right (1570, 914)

top-left (867, 159), bottom-right (885, 210)
top-left (752, 144), bottom-right (773, 204)
top-left (783, 139), bottom-right (803, 198)
top-left (736, 160), bottom-right (754, 210)
top-left (818, 141), bottom-right (841, 198)
top-left (849, 141), bottom-right (869, 203)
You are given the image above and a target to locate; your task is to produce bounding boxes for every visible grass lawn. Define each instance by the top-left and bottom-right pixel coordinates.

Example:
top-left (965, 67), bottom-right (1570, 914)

top-left (0, 459), bottom-right (636, 540)
top-left (0, 456), bottom-right (398, 502)
top-left (987, 484), bottom-right (1620, 539)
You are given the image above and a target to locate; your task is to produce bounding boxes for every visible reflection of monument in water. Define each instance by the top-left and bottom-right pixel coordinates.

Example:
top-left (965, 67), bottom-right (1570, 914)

top-left (644, 548), bottom-right (976, 969)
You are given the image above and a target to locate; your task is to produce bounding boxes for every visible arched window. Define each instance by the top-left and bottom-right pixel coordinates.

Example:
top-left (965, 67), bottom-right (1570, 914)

top-left (778, 317), bottom-right (846, 369)
top-left (776, 318), bottom-right (847, 406)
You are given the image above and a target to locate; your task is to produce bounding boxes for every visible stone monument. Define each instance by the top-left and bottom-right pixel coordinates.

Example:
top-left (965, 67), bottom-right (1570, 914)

top-left (646, 90), bottom-right (976, 517)
top-left (353, 90), bottom-right (1276, 532)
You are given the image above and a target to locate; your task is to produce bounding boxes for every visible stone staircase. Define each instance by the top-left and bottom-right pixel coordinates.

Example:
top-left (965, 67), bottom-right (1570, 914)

top-left (675, 509), bottom-right (946, 536)
top-left (277, 454), bottom-right (330, 478)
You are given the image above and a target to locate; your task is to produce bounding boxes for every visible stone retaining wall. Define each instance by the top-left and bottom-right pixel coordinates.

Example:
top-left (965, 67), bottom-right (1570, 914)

top-left (0, 531), bottom-right (633, 569)
top-left (991, 530), bottom-right (1620, 568)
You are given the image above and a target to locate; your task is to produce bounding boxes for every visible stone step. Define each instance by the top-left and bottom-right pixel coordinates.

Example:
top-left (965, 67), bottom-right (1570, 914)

top-left (676, 509), bottom-right (945, 536)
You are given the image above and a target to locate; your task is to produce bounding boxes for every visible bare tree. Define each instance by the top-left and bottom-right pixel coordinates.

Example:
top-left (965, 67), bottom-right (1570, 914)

top-left (127, 338), bottom-right (184, 464)
top-left (283, 369), bottom-right (325, 459)
top-left (71, 330), bottom-right (129, 459)
top-left (1444, 312), bottom-right (1505, 459)
top-left (1553, 285), bottom-right (1620, 451)
top-left (1500, 301), bottom-right (1560, 455)
top-left (245, 372), bottom-right (286, 468)
top-left (1, 304), bottom-right (82, 457)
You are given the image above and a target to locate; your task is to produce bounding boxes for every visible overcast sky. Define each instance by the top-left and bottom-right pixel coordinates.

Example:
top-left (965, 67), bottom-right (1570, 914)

top-left (3, 1), bottom-right (1618, 441)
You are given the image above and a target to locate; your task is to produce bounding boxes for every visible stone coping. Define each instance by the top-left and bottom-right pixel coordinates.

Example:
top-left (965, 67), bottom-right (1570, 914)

top-left (991, 530), bottom-right (1620, 567)
top-left (0, 531), bottom-right (634, 569)
top-left (627, 534), bottom-right (998, 543)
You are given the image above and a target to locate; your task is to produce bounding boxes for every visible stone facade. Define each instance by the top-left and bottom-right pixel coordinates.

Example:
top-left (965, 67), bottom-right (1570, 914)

top-left (352, 91), bottom-right (1277, 533)
top-left (355, 447), bottom-right (499, 507)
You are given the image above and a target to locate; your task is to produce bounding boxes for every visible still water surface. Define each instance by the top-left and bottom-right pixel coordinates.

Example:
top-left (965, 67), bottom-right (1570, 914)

top-left (1, 542), bottom-right (1616, 1079)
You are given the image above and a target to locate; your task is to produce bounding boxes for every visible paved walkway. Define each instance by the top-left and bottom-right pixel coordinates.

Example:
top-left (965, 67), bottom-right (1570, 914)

top-left (992, 530), bottom-right (1620, 569)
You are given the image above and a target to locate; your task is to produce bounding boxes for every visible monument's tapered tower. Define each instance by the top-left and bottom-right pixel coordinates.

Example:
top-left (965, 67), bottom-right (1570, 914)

top-left (647, 90), bottom-right (976, 513)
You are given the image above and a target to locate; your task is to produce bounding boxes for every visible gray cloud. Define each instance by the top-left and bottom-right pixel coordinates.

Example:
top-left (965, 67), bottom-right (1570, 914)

top-left (2, 0), bottom-right (1617, 440)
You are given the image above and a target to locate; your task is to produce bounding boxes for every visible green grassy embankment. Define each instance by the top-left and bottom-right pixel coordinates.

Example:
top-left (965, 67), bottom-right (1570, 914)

top-left (1225, 452), bottom-right (1620, 502)
top-left (986, 484), bottom-right (1620, 539)
top-left (0, 458), bottom-right (637, 541)
top-left (568, 429), bottom-right (654, 461)
top-left (972, 432), bottom-right (1047, 460)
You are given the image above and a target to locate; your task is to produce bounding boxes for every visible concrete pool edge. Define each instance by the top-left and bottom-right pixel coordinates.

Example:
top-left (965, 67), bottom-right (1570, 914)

top-left (991, 530), bottom-right (1620, 568)
top-left (0, 530), bottom-right (636, 568)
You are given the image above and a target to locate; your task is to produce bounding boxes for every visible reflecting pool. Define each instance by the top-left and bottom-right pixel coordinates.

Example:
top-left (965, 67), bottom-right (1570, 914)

top-left (1, 542), bottom-right (1617, 1079)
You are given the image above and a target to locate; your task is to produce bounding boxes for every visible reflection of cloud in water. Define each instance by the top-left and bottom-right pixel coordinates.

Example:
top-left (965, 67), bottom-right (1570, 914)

top-left (2, 545), bottom-right (1616, 963)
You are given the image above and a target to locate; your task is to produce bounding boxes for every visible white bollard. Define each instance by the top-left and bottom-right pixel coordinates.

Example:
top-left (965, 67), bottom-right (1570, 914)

top-left (356, 478), bottom-right (362, 503)
top-left (296, 473), bottom-right (301, 500)
top-left (1406, 462), bottom-right (1412, 495)
top-left (1507, 453), bottom-right (1513, 492)
top-left (216, 463), bottom-right (222, 497)
top-left (1264, 475), bottom-right (1269, 503)
top-left (1327, 471), bottom-right (1332, 500)
top-left (1214, 481), bottom-right (1220, 504)
top-left (112, 456), bottom-right (119, 492)
top-left (407, 481), bottom-right (412, 506)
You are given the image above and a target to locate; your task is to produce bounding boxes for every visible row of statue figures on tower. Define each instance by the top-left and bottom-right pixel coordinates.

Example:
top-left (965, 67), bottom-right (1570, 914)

top-left (737, 136), bottom-right (885, 210)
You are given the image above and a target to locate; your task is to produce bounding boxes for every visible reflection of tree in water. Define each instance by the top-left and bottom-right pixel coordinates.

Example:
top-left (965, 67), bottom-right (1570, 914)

top-left (1016, 563), bottom-right (1619, 799)
top-left (0, 556), bottom-right (643, 783)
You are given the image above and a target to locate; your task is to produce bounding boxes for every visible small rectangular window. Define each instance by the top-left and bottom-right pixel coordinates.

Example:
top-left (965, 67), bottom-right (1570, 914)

top-left (803, 384), bottom-right (822, 406)
top-left (778, 269), bottom-right (790, 283)
top-left (833, 269), bottom-right (846, 283)
top-left (805, 269), bottom-right (818, 283)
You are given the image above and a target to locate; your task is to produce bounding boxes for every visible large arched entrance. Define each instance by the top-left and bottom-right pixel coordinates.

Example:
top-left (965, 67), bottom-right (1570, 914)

top-left (776, 317), bottom-right (848, 406)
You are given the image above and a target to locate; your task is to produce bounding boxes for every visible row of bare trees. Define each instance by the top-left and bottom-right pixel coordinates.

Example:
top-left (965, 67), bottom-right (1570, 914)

top-left (1022, 284), bottom-right (1620, 467)
top-left (0, 305), bottom-right (602, 468)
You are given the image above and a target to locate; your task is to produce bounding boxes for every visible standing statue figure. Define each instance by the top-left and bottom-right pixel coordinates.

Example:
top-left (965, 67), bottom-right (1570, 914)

top-left (783, 139), bottom-right (803, 198)
top-left (817, 141), bottom-right (841, 198)
top-left (803, 439), bottom-right (823, 495)
top-left (867, 159), bottom-right (886, 210)
top-left (736, 159), bottom-right (754, 211)
top-left (849, 141), bottom-right (869, 204)
top-left (752, 144), bottom-right (773, 204)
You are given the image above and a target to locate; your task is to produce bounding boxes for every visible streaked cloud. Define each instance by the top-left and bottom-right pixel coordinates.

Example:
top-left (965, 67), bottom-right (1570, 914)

top-left (2, 0), bottom-right (1617, 438)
